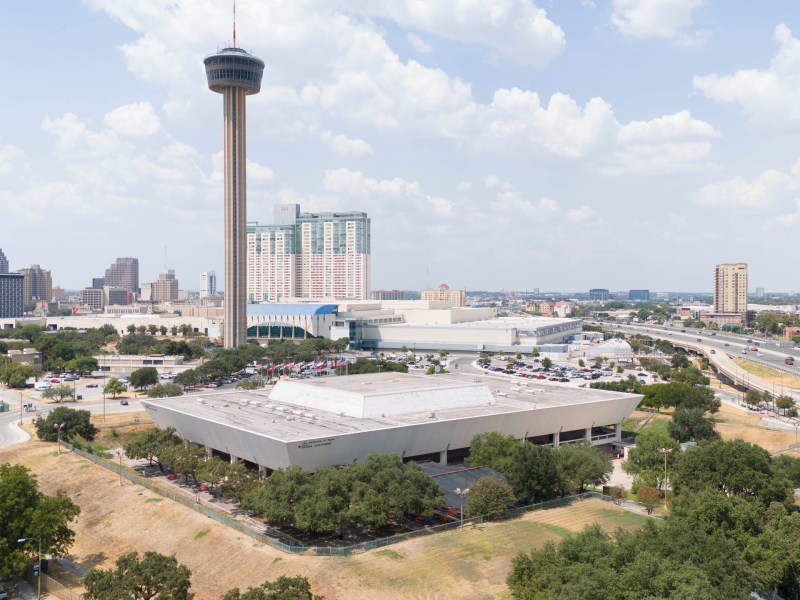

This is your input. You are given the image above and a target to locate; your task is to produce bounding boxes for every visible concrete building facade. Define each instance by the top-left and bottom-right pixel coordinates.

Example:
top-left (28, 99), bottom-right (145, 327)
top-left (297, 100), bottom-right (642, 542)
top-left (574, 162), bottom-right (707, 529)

top-left (205, 45), bottom-right (264, 348)
top-left (714, 263), bottom-right (748, 316)
top-left (0, 249), bottom-right (8, 274)
top-left (80, 288), bottom-right (105, 311)
top-left (420, 284), bottom-right (465, 307)
top-left (0, 273), bottom-right (24, 318)
top-left (628, 289), bottom-right (650, 301)
top-left (104, 257), bottom-right (139, 293)
top-left (141, 372), bottom-right (640, 472)
top-left (247, 204), bottom-right (371, 302)
top-left (370, 290), bottom-right (405, 301)
top-left (200, 271), bottom-right (217, 298)
top-left (18, 265), bottom-right (52, 306)
top-left (153, 270), bottom-right (179, 302)
top-left (589, 288), bottom-right (609, 301)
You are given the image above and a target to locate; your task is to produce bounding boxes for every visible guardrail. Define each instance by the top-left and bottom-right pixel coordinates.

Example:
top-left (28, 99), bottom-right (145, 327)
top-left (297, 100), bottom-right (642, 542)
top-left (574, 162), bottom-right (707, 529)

top-left (61, 443), bottom-right (654, 556)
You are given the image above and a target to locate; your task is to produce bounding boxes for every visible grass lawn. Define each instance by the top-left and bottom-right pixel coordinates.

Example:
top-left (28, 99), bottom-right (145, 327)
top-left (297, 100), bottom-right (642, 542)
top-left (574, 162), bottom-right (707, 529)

top-left (0, 438), bottom-right (651, 600)
top-left (734, 358), bottom-right (800, 390)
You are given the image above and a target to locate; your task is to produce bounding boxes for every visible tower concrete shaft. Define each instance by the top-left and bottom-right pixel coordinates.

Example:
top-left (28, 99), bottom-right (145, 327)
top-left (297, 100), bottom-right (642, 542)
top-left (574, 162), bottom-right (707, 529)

top-left (205, 46), bottom-right (264, 348)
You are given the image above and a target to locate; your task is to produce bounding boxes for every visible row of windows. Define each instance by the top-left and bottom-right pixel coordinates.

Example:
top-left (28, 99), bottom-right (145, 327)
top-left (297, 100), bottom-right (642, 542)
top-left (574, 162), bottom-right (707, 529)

top-left (207, 69), bottom-right (261, 84)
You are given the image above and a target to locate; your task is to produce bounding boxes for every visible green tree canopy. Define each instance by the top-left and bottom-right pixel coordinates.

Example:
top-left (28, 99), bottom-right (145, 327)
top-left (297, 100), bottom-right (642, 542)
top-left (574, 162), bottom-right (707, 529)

top-left (35, 406), bottom-right (97, 442)
top-left (220, 575), bottom-right (324, 600)
top-left (123, 427), bottom-right (182, 470)
top-left (145, 383), bottom-right (183, 398)
top-left (104, 377), bottom-right (126, 399)
top-left (622, 427), bottom-right (679, 491)
top-left (466, 476), bottom-right (516, 518)
top-left (41, 384), bottom-right (75, 403)
top-left (554, 442), bottom-right (613, 494)
top-left (83, 551), bottom-right (192, 600)
top-left (668, 406), bottom-right (719, 443)
top-left (129, 367), bottom-right (158, 390)
top-left (0, 463), bottom-right (80, 576)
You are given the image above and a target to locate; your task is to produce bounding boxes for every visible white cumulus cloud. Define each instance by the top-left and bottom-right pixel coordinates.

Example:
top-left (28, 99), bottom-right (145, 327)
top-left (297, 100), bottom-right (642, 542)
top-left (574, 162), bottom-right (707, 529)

top-left (567, 205), bottom-right (599, 222)
top-left (321, 131), bottom-right (373, 156)
top-left (692, 169), bottom-right (795, 208)
top-left (407, 33), bottom-right (432, 53)
top-left (694, 24), bottom-right (800, 125)
top-left (612, 0), bottom-right (707, 44)
top-left (104, 101), bottom-right (161, 137)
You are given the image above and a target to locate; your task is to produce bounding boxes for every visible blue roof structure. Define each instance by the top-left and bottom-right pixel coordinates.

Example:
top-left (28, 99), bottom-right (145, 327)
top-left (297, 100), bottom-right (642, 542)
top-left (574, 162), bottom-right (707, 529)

top-left (247, 304), bottom-right (338, 316)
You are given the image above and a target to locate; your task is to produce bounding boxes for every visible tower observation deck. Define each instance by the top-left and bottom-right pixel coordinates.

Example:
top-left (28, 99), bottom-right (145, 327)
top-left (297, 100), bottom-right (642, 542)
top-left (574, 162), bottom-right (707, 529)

top-left (204, 47), bottom-right (264, 348)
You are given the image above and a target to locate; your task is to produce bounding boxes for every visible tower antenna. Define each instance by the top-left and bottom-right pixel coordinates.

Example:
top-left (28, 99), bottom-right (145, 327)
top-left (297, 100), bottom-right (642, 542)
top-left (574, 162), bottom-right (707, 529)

top-left (233, 0), bottom-right (236, 48)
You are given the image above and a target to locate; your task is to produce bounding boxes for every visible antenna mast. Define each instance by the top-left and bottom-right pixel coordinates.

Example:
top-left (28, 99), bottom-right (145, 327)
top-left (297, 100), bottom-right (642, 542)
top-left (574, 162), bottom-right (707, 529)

top-left (233, 0), bottom-right (237, 48)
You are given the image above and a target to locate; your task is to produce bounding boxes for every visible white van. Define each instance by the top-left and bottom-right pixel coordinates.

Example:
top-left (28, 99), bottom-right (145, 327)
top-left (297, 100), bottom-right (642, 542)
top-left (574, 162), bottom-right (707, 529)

top-left (35, 381), bottom-right (52, 391)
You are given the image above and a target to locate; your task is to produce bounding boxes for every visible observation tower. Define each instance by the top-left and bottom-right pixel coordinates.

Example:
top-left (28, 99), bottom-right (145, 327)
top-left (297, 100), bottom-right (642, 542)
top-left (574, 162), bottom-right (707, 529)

top-left (204, 38), bottom-right (264, 348)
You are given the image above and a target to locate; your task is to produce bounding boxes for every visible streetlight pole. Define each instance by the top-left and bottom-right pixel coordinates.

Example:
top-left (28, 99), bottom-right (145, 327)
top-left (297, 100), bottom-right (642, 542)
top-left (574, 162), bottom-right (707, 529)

top-left (17, 537), bottom-right (41, 600)
top-left (454, 487), bottom-right (470, 530)
top-left (19, 391), bottom-right (23, 425)
top-left (55, 423), bottom-right (64, 455)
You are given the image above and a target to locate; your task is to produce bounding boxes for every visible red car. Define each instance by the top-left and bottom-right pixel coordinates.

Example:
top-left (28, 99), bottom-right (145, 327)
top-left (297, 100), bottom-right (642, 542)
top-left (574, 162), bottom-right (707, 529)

top-left (50, 379), bottom-right (60, 384)
top-left (86, 383), bottom-right (99, 388)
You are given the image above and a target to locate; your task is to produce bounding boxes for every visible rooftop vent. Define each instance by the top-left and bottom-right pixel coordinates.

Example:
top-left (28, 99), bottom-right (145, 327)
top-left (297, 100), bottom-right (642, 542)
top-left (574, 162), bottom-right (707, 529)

top-left (428, 412), bottom-right (436, 419)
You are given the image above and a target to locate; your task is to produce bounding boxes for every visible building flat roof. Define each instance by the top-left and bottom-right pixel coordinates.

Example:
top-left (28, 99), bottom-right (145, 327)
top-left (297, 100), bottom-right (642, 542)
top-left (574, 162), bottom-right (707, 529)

top-left (142, 371), bottom-right (638, 443)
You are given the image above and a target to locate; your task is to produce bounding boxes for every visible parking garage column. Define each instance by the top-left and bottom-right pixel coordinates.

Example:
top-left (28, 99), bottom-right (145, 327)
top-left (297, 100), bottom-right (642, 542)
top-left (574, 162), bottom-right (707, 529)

top-left (439, 450), bottom-right (447, 465)
top-left (230, 455), bottom-right (239, 465)
top-left (552, 431), bottom-right (560, 448)
top-left (585, 427), bottom-right (592, 443)
top-left (615, 423), bottom-right (622, 441)
top-left (205, 446), bottom-right (213, 459)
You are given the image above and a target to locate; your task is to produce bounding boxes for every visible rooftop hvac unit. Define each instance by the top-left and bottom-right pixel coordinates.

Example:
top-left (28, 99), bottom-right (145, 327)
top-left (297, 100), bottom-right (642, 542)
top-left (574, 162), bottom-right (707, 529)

top-left (428, 412), bottom-right (436, 419)
top-left (222, 403), bottom-right (230, 407)
top-left (303, 413), bottom-right (314, 419)
top-left (497, 392), bottom-right (507, 397)
top-left (263, 404), bottom-right (273, 410)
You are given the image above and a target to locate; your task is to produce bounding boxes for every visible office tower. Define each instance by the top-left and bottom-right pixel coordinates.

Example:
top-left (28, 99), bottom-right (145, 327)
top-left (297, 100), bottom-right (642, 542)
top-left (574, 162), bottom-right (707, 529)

top-left (247, 205), bottom-right (371, 302)
top-left (0, 248), bottom-right (8, 274)
top-left (629, 289), bottom-right (650, 301)
top-left (139, 283), bottom-right (153, 302)
top-left (371, 290), bottom-right (405, 301)
top-left (92, 277), bottom-right (106, 289)
top-left (205, 41), bottom-right (264, 348)
top-left (104, 257), bottom-right (139, 293)
top-left (153, 270), bottom-right (179, 302)
top-left (714, 263), bottom-right (748, 315)
top-left (755, 287), bottom-right (765, 299)
top-left (420, 284), bottom-right (465, 307)
top-left (0, 273), bottom-right (24, 317)
top-left (103, 286), bottom-right (129, 306)
top-left (81, 288), bottom-right (105, 311)
top-left (17, 264), bottom-right (52, 305)
top-left (200, 271), bottom-right (217, 298)
top-left (589, 288), bottom-right (609, 301)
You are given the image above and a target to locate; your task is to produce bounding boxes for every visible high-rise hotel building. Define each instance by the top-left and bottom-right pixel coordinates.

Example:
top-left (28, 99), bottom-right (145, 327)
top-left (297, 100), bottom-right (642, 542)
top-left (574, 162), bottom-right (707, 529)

top-left (714, 263), bottom-right (748, 315)
top-left (247, 204), bottom-right (371, 302)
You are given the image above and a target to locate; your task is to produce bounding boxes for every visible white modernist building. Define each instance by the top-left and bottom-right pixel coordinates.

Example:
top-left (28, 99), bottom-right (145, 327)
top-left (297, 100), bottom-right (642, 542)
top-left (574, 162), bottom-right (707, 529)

top-left (141, 372), bottom-right (641, 472)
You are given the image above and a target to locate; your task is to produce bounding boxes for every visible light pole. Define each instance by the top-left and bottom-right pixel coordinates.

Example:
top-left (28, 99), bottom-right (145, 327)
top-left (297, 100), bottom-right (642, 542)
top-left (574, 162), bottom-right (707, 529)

top-left (454, 487), bottom-right (470, 530)
top-left (55, 423), bottom-right (64, 455)
top-left (19, 391), bottom-right (23, 425)
top-left (17, 536), bottom-right (41, 599)
top-left (118, 450), bottom-right (124, 486)
top-left (658, 447), bottom-right (672, 510)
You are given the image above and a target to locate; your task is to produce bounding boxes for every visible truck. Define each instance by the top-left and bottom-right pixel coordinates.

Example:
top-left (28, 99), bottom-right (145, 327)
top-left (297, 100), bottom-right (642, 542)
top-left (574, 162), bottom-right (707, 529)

top-left (786, 356), bottom-right (795, 366)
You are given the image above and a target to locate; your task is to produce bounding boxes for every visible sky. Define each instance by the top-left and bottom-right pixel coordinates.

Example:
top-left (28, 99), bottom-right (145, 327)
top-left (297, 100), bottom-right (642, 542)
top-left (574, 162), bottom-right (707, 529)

top-left (1, 1), bottom-right (799, 294)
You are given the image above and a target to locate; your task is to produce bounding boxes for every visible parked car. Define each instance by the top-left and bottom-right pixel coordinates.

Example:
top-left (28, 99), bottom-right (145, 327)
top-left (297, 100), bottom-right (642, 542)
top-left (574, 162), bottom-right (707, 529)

top-left (86, 383), bottom-right (99, 388)
top-left (119, 399), bottom-right (129, 406)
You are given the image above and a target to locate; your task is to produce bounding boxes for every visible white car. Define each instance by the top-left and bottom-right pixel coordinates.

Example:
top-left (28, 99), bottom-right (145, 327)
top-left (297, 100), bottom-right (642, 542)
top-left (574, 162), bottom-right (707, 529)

top-left (35, 381), bottom-right (52, 391)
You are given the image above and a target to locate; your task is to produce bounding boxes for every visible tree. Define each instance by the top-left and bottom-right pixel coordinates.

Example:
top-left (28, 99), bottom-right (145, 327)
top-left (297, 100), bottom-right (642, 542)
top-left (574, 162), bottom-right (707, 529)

top-left (464, 432), bottom-right (520, 473)
top-left (609, 485), bottom-right (627, 505)
top-left (236, 378), bottom-right (265, 390)
top-left (0, 362), bottom-right (37, 388)
top-left (593, 357), bottom-right (604, 368)
top-left (104, 377), bottom-right (126, 399)
top-left (636, 486), bottom-right (661, 514)
top-left (505, 443), bottom-right (559, 503)
top-left (0, 463), bottom-right (81, 576)
top-left (669, 406), bottom-right (719, 442)
top-left (172, 369), bottom-right (199, 390)
top-left (671, 353), bottom-right (690, 368)
top-left (578, 359), bottom-right (585, 367)
top-left (623, 427), bottom-right (679, 491)
top-left (130, 367), bottom-right (158, 391)
top-left (147, 324), bottom-right (158, 336)
top-left (170, 325), bottom-right (178, 336)
top-left (146, 383), bottom-right (183, 398)
top-left (671, 439), bottom-right (792, 505)
top-left (555, 442), bottom-right (613, 494)
top-left (124, 427), bottom-right (182, 470)
top-left (466, 477), bottom-right (516, 518)
top-left (41, 384), bottom-right (76, 403)
top-left (83, 551), bottom-right (191, 600)
top-left (64, 355), bottom-right (98, 374)
top-left (126, 324), bottom-right (137, 334)
top-left (541, 357), bottom-right (552, 369)
top-left (221, 576), bottom-right (324, 600)
top-left (35, 406), bottom-right (97, 442)
top-left (530, 348), bottom-right (540, 358)
top-left (744, 389), bottom-right (765, 409)
top-left (776, 396), bottom-right (795, 415)
top-left (160, 445), bottom-right (204, 485)
top-left (159, 325), bottom-right (168, 336)
top-left (196, 456), bottom-right (230, 493)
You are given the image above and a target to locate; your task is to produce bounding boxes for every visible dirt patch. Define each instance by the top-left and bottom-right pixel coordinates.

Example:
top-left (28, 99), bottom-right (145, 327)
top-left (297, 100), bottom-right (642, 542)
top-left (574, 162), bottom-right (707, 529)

top-left (713, 403), bottom-right (800, 457)
top-left (0, 440), bottom-right (647, 600)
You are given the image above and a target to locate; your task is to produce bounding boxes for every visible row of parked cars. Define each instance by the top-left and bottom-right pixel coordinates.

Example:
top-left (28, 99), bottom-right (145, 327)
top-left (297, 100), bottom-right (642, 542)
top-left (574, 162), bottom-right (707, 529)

top-left (480, 361), bottom-right (620, 383)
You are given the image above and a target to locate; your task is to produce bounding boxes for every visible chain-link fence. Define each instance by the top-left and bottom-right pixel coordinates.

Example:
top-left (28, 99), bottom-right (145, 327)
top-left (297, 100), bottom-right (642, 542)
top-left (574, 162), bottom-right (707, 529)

top-left (64, 443), bottom-right (650, 556)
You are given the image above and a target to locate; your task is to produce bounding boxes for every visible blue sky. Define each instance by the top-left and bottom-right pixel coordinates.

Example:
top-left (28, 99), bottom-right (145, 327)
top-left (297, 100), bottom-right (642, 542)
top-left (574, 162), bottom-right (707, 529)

top-left (1, 1), bottom-right (799, 293)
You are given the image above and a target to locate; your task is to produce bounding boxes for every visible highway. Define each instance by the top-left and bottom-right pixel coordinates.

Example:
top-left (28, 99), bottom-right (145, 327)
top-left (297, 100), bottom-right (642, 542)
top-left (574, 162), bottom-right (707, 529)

top-left (602, 322), bottom-right (800, 399)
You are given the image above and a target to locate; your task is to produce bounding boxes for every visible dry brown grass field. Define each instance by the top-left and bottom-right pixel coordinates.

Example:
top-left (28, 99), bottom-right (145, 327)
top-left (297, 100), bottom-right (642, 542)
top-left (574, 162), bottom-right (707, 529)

top-left (0, 438), bottom-right (648, 600)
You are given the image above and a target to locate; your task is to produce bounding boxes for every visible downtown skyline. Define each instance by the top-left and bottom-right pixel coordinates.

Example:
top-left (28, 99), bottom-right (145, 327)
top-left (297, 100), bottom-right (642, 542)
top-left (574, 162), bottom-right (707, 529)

top-left (1, 1), bottom-right (799, 292)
